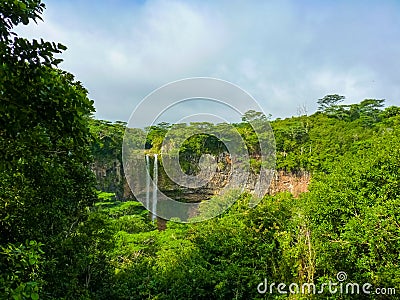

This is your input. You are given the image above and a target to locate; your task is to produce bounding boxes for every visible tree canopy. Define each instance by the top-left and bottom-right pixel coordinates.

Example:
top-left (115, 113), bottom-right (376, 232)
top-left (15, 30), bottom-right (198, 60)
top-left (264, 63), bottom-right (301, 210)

top-left (1, 1), bottom-right (98, 298)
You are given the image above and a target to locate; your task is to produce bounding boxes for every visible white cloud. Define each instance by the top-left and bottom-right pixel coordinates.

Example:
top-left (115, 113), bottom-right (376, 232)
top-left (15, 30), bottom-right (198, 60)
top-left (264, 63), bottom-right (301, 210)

top-left (15, 0), bottom-right (400, 123)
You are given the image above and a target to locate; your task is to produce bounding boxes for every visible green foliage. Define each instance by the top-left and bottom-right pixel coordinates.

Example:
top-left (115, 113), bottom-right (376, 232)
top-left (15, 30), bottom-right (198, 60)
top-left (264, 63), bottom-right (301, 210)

top-left (317, 94), bottom-right (345, 112)
top-left (88, 192), bottom-right (308, 299)
top-left (86, 98), bottom-right (399, 299)
top-left (90, 120), bottom-right (126, 161)
top-left (0, 240), bottom-right (43, 300)
top-left (96, 191), bottom-right (117, 201)
top-left (304, 127), bottom-right (400, 291)
top-left (1, 1), bottom-right (98, 298)
top-left (145, 124), bottom-right (169, 151)
top-left (2, 2), bottom-right (399, 298)
top-left (89, 120), bottom-right (127, 199)
top-left (317, 95), bottom-right (385, 126)
top-left (48, 213), bottom-right (115, 299)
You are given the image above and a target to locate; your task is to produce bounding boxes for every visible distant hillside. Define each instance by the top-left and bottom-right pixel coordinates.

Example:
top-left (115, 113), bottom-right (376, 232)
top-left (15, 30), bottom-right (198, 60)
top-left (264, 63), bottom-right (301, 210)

top-left (89, 98), bottom-right (400, 200)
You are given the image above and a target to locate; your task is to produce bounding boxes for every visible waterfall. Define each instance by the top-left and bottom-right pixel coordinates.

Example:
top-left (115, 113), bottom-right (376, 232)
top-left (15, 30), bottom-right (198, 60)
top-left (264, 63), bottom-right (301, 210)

top-left (152, 154), bottom-right (158, 221)
top-left (145, 154), bottom-right (150, 211)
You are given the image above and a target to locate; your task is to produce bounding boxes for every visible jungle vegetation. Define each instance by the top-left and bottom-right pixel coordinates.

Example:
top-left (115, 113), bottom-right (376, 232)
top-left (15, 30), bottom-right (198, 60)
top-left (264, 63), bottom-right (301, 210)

top-left (1, 1), bottom-right (399, 299)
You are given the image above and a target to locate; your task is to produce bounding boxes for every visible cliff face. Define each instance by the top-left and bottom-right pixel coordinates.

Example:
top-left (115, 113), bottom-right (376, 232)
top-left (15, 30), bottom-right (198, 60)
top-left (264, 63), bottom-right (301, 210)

top-left (157, 154), bottom-right (311, 200)
top-left (91, 159), bottom-right (127, 200)
top-left (267, 170), bottom-right (310, 197)
top-left (92, 154), bottom-right (310, 201)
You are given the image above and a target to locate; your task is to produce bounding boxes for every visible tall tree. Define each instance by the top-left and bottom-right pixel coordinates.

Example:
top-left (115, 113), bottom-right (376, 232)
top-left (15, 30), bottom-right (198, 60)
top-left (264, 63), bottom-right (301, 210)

top-left (0, 0), bottom-right (97, 297)
top-left (317, 94), bottom-right (345, 112)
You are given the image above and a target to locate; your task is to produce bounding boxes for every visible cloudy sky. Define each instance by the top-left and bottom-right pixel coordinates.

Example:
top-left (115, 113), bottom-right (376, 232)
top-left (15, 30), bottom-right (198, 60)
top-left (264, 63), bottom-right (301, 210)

top-left (16, 0), bottom-right (400, 123)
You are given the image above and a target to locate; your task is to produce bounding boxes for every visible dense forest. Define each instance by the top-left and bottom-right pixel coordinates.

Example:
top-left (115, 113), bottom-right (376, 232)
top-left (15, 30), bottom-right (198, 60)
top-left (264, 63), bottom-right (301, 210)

top-left (1, 1), bottom-right (399, 299)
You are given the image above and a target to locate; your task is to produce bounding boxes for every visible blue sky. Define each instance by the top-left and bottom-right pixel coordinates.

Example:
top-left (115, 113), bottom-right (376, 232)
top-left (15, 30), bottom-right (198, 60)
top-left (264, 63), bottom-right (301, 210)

top-left (16, 0), bottom-right (400, 123)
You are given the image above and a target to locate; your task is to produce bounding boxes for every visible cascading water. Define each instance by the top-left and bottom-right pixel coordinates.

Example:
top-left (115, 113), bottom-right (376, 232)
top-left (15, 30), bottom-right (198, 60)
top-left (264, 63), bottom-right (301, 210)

top-left (145, 154), bottom-right (150, 212)
top-left (152, 154), bottom-right (158, 221)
